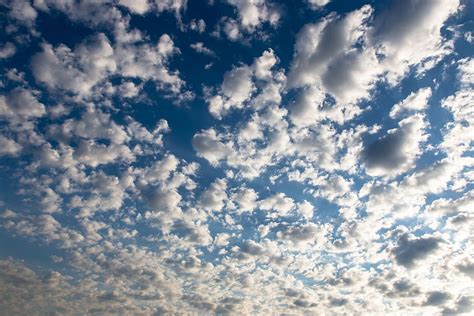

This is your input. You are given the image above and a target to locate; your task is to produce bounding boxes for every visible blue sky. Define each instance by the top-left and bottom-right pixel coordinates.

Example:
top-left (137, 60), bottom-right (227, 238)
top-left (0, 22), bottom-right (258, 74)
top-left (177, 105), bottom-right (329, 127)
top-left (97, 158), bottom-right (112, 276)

top-left (0, 0), bottom-right (473, 314)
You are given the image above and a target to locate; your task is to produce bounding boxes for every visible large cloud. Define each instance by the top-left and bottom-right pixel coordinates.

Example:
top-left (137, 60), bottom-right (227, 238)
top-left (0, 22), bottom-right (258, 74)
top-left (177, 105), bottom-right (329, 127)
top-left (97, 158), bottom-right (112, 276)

top-left (288, 0), bottom-right (460, 108)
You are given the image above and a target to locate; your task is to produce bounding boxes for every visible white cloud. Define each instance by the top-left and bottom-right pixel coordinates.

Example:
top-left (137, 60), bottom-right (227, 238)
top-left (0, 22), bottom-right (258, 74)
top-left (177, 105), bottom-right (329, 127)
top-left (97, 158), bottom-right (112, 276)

top-left (297, 200), bottom-right (314, 220)
top-left (427, 190), bottom-right (474, 217)
top-left (288, 5), bottom-right (376, 104)
top-left (289, 0), bottom-right (460, 108)
top-left (226, 0), bottom-right (279, 31)
top-left (145, 188), bottom-right (182, 212)
top-left (189, 19), bottom-right (206, 33)
top-left (208, 66), bottom-right (254, 118)
top-left (118, 0), bottom-right (150, 14)
top-left (278, 222), bottom-right (321, 244)
top-left (259, 193), bottom-right (294, 217)
top-left (199, 179), bottom-right (228, 212)
top-left (372, 0), bottom-right (460, 84)
top-left (190, 42), bottom-right (216, 57)
top-left (390, 88), bottom-right (432, 118)
top-left (307, 0), bottom-right (330, 9)
top-left (5, 0), bottom-right (37, 26)
top-left (231, 187), bottom-right (258, 213)
top-left (0, 87), bottom-right (46, 123)
top-left (206, 49), bottom-right (282, 118)
top-left (32, 33), bottom-right (116, 96)
top-left (192, 129), bottom-right (233, 166)
top-left (0, 42), bottom-right (16, 59)
top-left (289, 86), bottom-right (326, 127)
top-left (0, 135), bottom-right (22, 156)
top-left (254, 48), bottom-right (277, 79)
top-left (32, 30), bottom-right (184, 99)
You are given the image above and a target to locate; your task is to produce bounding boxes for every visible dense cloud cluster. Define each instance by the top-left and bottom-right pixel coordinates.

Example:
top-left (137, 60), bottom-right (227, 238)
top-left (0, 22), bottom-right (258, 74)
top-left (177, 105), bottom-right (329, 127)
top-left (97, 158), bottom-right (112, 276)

top-left (0, 0), bottom-right (472, 314)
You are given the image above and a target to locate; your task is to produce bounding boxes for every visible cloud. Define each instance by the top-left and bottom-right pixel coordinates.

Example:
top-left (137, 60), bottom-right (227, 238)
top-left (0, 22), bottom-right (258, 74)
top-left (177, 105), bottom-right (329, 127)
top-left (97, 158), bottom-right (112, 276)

top-left (278, 222), bottom-right (321, 244)
top-left (0, 42), bottom-right (16, 59)
top-left (172, 220), bottom-right (212, 245)
top-left (427, 191), bottom-right (474, 217)
top-left (199, 179), bottom-right (228, 212)
top-left (289, 0), bottom-right (460, 106)
top-left (296, 200), bottom-right (314, 220)
top-left (390, 88), bottom-right (432, 118)
top-left (208, 66), bottom-right (254, 118)
top-left (288, 5), bottom-right (377, 104)
top-left (391, 234), bottom-right (442, 268)
top-left (189, 19), bottom-right (206, 33)
top-left (190, 42), bottom-right (216, 57)
top-left (424, 291), bottom-right (451, 306)
top-left (3, 0), bottom-right (37, 26)
top-left (307, 0), bottom-right (330, 8)
top-left (118, 0), bottom-right (150, 15)
top-left (259, 193), bottom-right (294, 217)
top-left (239, 239), bottom-right (266, 256)
top-left (192, 129), bottom-right (233, 166)
top-left (31, 33), bottom-right (116, 96)
top-left (289, 87), bottom-right (326, 127)
top-left (0, 1), bottom-right (471, 314)
top-left (371, 0), bottom-right (460, 83)
top-left (0, 135), bottom-right (22, 156)
top-left (362, 115), bottom-right (427, 177)
top-left (442, 296), bottom-right (473, 315)
top-left (144, 188), bottom-right (181, 212)
top-left (254, 48), bottom-right (278, 79)
top-left (205, 49), bottom-right (281, 118)
top-left (0, 87), bottom-right (46, 123)
top-left (32, 31), bottom-right (184, 99)
top-left (231, 187), bottom-right (259, 213)
top-left (223, 0), bottom-right (280, 39)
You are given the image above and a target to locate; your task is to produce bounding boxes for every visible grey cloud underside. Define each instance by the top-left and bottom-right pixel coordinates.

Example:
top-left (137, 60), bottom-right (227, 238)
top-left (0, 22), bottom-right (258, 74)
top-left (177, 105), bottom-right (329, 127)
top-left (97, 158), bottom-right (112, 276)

top-left (363, 129), bottom-right (407, 172)
top-left (392, 234), bottom-right (441, 268)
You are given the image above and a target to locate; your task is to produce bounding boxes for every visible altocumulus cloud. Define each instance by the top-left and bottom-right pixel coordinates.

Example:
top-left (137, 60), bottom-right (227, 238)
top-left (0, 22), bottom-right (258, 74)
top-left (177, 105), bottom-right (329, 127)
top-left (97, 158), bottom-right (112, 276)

top-left (0, 0), bottom-right (472, 315)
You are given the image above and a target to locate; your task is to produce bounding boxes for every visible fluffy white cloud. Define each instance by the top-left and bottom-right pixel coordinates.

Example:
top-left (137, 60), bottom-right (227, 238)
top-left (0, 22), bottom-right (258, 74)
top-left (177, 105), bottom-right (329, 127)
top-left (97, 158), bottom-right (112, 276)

top-left (31, 29), bottom-right (184, 99)
top-left (4, 0), bottom-right (37, 26)
top-left (231, 187), bottom-right (259, 213)
top-left (372, 0), bottom-right (460, 84)
top-left (224, 0), bottom-right (280, 39)
top-left (260, 193), bottom-right (294, 217)
top-left (206, 49), bottom-right (282, 119)
top-left (307, 0), bottom-right (330, 8)
top-left (190, 42), bottom-right (216, 57)
top-left (289, 0), bottom-right (460, 107)
top-left (118, 0), bottom-right (150, 14)
top-left (297, 200), bottom-right (314, 220)
top-left (0, 87), bottom-right (46, 123)
top-left (0, 42), bottom-right (16, 59)
top-left (0, 135), bottom-right (22, 156)
top-left (199, 179), bottom-right (228, 212)
top-left (32, 34), bottom-right (116, 96)
top-left (192, 129), bottom-right (233, 166)
top-left (288, 5), bottom-right (376, 103)
top-left (390, 88), bottom-right (432, 118)
top-left (208, 66), bottom-right (254, 118)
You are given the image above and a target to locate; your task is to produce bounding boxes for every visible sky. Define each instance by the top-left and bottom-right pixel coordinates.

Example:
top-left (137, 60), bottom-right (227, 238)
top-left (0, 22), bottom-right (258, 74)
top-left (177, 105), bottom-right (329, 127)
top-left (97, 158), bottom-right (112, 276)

top-left (0, 0), bottom-right (473, 314)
